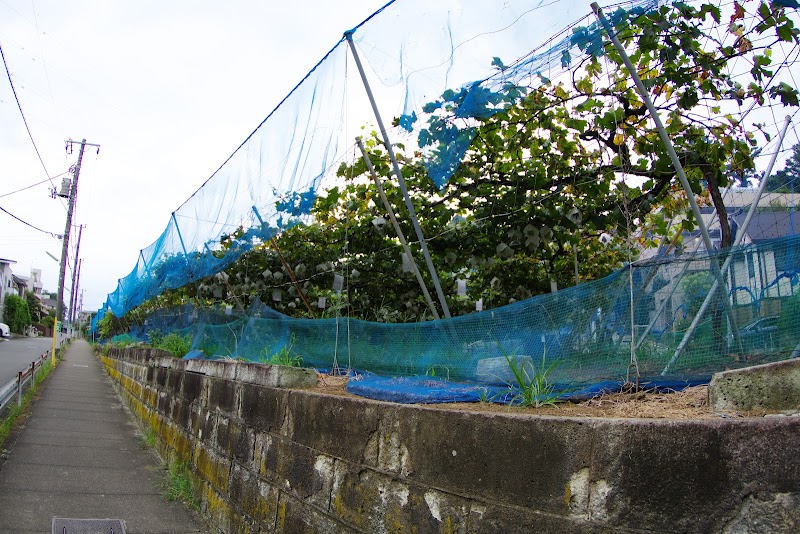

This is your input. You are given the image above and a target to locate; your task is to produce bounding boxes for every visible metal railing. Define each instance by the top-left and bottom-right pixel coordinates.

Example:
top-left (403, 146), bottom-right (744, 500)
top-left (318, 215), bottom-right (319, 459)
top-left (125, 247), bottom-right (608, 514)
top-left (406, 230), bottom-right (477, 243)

top-left (0, 351), bottom-right (52, 417)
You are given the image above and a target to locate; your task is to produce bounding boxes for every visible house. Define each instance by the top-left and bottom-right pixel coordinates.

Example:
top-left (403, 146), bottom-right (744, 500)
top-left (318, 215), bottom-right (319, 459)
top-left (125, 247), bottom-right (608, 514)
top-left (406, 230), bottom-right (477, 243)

top-left (639, 189), bottom-right (800, 335)
top-left (0, 257), bottom-right (16, 323)
top-left (12, 274), bottom-right (29, 297)
top-left (30, 268), bottom-right (43, 296)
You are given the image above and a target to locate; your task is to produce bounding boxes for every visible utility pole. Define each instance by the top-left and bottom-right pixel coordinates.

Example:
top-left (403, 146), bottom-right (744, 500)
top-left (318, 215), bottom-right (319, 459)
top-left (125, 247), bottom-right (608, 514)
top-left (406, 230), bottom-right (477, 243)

top-left (51, 138), bottom-right (98, 364)
top-left (70, 258), bottom-right (83, 325)
top-left (79, 289), bottom-right (84, 334)
top-left (68, 225), bottom-right (83, 325)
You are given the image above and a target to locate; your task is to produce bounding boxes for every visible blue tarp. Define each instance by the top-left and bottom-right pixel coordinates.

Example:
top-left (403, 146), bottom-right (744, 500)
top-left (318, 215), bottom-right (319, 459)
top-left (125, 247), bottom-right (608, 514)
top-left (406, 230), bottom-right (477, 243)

top-left (345, 373), bottom-right (711, 404)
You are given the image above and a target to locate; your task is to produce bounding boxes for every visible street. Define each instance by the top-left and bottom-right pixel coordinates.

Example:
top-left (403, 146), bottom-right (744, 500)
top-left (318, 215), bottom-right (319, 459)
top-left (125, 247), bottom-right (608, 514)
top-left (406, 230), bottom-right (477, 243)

top-left (0, 337), bottom-right (59, 388)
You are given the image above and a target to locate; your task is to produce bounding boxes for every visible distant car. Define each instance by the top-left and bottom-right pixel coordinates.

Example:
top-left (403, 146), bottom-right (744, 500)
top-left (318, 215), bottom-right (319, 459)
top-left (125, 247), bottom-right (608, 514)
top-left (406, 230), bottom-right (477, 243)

top-left (0, 322), bottom-right (10, 339)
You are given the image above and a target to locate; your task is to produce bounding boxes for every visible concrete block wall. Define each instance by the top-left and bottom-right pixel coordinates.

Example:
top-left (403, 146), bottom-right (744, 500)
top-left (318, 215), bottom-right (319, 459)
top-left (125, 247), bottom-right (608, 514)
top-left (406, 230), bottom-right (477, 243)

top-left (101, 348), bottom-right (800, 533)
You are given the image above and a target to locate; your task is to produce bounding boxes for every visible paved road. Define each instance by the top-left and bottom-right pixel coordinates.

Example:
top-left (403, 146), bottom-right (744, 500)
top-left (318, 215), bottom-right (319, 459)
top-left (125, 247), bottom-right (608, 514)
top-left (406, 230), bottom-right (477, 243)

top-left (0, 337), bottom-right (57, 388)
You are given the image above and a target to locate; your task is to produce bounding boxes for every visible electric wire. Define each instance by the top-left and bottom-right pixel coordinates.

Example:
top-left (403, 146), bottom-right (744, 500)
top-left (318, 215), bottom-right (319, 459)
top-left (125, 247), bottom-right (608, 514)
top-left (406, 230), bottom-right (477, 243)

top-left (0, 171), bottom-right (69, 198)
top-left (0, 204), bottom-right (60, 237)
top-left (0, 39), bottom-right (54, 186)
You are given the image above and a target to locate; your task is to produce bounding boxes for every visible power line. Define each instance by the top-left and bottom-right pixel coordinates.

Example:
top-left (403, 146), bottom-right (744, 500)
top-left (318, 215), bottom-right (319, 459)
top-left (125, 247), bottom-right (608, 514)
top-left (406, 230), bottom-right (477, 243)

top-left (0, 171), bottom-right (69, 198)
top-left (0, 39), bottom-right (54, 186)
top-left (0, 204), bottom-right (60, 238)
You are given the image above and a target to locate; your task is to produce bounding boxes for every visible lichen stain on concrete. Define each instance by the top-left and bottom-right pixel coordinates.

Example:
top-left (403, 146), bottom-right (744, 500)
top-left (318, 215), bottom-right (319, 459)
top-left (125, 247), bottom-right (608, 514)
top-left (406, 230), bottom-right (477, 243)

top-left (314, 454), bottom-right (335, 498)
top-left (275, 500), bottom-right (287, 530)
top-left (589, 479), bottom-right (611, 521)
top-left (566, 467), bottom-right (611, 520)
top-left (567, 467), bottom-right (590, 517)
top-left (425, 491), bottom-right (442, 522)
top-left (378, 478), bottom-right (409, 509)
top-left (203, 482), bottom-right (232, 526)
top-left (377, 427), bottom-right (413, 476)
top-left (195, 445), bottom-right (230, 492)
top-left (364, 430), bottom-right (379, 465)
top-left (722, 492), bottom-right (800, 533)
top-left (281, 404), bottom-right (293, 437)
top-left (253, 434), bottom-right (271, 478)
top-left (378, 430), bottom-right (402, 471)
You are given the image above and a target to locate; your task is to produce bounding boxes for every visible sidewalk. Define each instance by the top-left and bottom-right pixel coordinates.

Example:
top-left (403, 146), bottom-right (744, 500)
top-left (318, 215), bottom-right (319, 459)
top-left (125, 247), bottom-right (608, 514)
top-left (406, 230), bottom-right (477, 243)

top-left (0, 339), bottom-right (208, 533)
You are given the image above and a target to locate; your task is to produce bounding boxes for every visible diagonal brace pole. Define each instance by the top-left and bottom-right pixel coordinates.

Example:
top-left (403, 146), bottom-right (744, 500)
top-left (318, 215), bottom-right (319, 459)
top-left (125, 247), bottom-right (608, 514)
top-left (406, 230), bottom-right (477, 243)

top-left (344, 31), bottom-right (452, 319)
top-left (356, 137), bottom-right (441, 320)
top-left (661, 116), bottom-right (792, 374)
top-left (591, 3), bottom-right (741, 351)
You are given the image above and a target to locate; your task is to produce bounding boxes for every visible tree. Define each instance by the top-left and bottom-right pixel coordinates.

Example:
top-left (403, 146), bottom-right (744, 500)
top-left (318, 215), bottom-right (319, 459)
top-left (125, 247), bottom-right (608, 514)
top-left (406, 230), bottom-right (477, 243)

top-left (25, 291), bottom-right (44, 323)
top-left (3, 294), bottom-right (31, 334)
top-left (96, 311), bottom-right (131, 340)
top-left (766, 142), bottom-right (800, 193)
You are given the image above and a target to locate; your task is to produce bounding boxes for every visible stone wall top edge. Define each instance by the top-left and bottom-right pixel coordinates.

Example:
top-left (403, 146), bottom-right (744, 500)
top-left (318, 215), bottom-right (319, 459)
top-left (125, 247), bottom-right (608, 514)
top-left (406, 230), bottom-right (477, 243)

top-left (105, 348), bottom-right (799, 430)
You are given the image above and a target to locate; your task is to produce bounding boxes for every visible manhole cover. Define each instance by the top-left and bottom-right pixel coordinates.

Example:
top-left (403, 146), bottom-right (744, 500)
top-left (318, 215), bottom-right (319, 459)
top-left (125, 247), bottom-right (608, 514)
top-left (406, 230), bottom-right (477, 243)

top-left (51, 518), bottom-right (126, 534)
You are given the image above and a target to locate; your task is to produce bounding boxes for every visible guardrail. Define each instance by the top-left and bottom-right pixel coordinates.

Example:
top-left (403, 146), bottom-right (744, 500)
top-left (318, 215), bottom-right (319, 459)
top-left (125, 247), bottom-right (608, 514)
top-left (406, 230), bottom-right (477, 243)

top-left (0, 350), bottom-right (51, 417)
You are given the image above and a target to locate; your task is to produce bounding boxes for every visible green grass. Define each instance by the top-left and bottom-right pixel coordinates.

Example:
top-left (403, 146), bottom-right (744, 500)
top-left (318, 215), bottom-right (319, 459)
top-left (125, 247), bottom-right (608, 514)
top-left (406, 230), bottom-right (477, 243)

top-left (502, 345), bottom-right (563, 408)
top-left (161, 461), bottom-right (200, 512)
top-left (0, 357), bottom-right (54, 448)
top-left (137, 424), bottom-right (199, 513)
top-left (155, 333), bottom-right (192, 358)
top-left (139, 426), bottom-right (157, 449)
top-left (261, 333), bottom-right (304, 367)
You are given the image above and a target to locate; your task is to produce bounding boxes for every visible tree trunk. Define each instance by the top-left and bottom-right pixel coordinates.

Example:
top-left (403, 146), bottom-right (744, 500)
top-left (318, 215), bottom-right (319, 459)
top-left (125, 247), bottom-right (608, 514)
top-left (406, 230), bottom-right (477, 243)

top-left (706, 174), bottom-right (731, 356)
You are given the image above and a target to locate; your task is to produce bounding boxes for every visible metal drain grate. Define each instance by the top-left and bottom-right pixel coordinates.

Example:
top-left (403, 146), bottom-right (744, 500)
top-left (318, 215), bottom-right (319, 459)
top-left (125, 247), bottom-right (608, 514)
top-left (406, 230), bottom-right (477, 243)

top-left (51, 518), bottom-right (126, 534)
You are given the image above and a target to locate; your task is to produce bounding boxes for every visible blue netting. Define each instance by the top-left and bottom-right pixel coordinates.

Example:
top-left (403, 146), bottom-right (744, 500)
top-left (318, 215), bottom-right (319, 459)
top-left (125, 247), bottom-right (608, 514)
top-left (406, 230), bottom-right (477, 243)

top-left (97, 0), bottom-right (663, 319)
top-left (105, 235), bottom-right (800, 400)
top-left (92, 0), bottom-right (800, 403)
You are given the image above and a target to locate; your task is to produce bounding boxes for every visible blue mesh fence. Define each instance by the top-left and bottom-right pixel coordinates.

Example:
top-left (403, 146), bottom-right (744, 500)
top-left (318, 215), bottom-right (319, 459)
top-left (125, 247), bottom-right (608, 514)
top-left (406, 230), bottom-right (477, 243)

top-left (106, 234), bottom-right (800, 398)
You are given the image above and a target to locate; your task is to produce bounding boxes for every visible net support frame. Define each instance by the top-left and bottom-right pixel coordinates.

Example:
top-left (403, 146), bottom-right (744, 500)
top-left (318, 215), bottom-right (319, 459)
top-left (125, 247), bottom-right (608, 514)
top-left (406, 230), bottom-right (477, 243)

top-left (591, 2), bottom-right (741, 352)
top-left (634, 188), bottom-right (734, 352)
top-left (344, 31), bottom-right (452, 319)
top-left (661, 116), bottom-right (792, 374)
top-left (356, 137), bottom-right (441, 320)
top-left (171, 212), bottom-right (188, 255)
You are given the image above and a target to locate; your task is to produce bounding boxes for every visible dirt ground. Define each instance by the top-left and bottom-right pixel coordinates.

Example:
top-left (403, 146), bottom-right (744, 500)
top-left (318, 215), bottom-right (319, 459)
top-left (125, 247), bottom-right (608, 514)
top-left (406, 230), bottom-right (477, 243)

top-left (308, 374), bottom-right (757, 419)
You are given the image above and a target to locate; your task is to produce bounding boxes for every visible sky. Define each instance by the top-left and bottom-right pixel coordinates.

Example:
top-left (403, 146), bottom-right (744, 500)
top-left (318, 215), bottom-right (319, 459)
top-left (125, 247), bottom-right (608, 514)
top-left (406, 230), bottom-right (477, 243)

top-left (0, 0), bottom-right (389, 313)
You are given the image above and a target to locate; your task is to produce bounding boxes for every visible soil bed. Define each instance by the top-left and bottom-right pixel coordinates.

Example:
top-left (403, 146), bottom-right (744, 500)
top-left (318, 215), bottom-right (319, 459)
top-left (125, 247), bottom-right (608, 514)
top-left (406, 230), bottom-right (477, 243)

top-left (306, 375), bottom-right (760, 419)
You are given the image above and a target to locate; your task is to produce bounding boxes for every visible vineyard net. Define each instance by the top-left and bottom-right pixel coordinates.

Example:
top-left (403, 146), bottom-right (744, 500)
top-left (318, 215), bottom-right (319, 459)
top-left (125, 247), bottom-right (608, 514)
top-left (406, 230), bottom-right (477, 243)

top-left (108, 234), bottom-right (800, 397)
top-left (95, 0), bottom-right (665, 318)
top-left (90, 0), bottom-right (800, 400)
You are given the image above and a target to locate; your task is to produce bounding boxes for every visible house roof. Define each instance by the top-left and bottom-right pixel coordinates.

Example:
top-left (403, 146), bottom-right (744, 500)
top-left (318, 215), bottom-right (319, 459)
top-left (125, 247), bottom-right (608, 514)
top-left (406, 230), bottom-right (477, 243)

top-left (731, 209), bottom-right (798, 242)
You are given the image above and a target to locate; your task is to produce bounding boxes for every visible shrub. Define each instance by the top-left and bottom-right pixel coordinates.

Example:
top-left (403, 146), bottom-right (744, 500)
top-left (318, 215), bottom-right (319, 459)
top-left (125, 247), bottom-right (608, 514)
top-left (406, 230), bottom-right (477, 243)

top-left (156, 333), bottom-right (192, 358)
top-left (3, 294), bottom-right (31, 334)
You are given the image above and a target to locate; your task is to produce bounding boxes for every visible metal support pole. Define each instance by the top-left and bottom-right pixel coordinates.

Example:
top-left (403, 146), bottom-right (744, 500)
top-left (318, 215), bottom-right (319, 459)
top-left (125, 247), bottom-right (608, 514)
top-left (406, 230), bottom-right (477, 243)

top-left (171, 213), bottom-right (188, 255)
top-left (17, 371), bottom-right (22, 406)
top-left (356, 137), bottom-right (441, 319)
top-left (574, 243), bottom-right (580, 286)
top-left (344, 32), bottom-right (451, 319)
top-left (662, 116), bottom-right (792, 374)
top-left (635, 190), bottom-right (732, 351)
top-left (69, 225), bottom-right (84, 325)
top-left (591, 3), bottom-right (740, 348)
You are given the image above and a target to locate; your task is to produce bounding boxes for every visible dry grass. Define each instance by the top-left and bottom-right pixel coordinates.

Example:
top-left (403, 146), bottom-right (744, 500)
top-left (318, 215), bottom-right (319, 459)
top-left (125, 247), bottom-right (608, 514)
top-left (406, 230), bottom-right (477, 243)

top-left (421, 385), bottom-right (721, 419)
